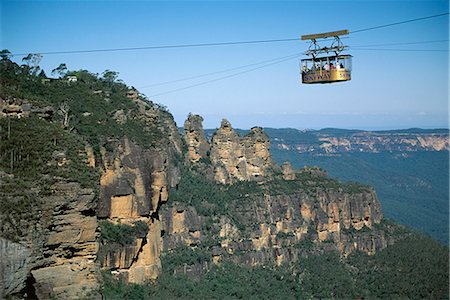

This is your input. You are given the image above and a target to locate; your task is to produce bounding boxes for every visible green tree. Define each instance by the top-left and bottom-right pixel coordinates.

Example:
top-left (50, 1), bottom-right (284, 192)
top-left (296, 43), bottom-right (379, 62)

top-left (102, 69), bottom-right (119, 83)
top-left (21, 53), bottom-right (42, 75)
top-left (0, 49), bottom-right (12, 60)
top-left (52, 63), bottom-right (68, 78)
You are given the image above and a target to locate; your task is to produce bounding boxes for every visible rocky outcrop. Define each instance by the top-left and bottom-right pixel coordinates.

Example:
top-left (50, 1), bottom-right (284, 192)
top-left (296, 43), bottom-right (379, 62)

top-left (184, 114), bottom-right (210, 163)
top-left (0, 97), bottom-right (53, 119)
top-left (183, 116), bottom-right (275, 184)
top-left (208, 119), bottom-right (274, 184)
top-left (282, 162), bottom-right (295, 180)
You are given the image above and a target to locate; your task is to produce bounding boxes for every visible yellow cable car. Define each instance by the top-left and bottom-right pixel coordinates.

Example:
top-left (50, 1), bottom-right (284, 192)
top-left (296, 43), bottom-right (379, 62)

top-left (300, 29), bottom-right (352, 84)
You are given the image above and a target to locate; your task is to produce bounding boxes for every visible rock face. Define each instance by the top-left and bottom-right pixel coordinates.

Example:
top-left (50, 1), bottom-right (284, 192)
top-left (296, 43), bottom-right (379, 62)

top-left (31, 182), bottom-right (100, 299)
top-left (185, 117), bottom-right (275, 184)
top-left (0, 238), bottom-right (32, 297)
top-left (161, 174), bottom-right (387, 274)
top-left (1, 91), bottom-right (184, 297)
top-left (0, 180), bottom-right (101, 299)
top-left (97, 111), bottom-right (182, 282)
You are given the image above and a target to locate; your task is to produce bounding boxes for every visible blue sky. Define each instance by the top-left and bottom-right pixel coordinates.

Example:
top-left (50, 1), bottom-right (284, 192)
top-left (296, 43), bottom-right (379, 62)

top-left (1, 0), bottom-right (448, 129)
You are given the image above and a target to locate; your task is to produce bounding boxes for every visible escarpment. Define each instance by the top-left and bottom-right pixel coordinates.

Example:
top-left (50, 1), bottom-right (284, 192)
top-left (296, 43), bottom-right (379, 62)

top-left (159, 115), bottom-right (393, 280)
top-left (161, 169), bottom-right (387, 270)
top-left (0, 84), bottom-right (184, 297)
top-left (0, 70), bottom-right (404, 298)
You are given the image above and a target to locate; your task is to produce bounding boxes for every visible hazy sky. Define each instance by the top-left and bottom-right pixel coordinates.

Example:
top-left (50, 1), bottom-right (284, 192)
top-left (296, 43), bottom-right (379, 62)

top-left (1, 0), bottom-right (448, 129)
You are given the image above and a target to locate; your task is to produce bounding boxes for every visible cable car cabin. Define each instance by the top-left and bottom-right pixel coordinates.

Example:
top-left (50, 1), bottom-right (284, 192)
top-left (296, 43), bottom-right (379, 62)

top-left (301, 55), bottom-right (352, 84)
top-left (300, 29), bottom-right (351, 84)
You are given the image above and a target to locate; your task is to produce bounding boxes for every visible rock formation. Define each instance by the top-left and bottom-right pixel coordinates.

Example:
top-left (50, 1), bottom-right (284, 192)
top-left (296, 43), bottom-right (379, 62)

top-left (97, 135), bottom-right (181, 282)
top-left (161, 170), bottom-right (386, 272)
top-left (185, 117), bottom-right (275, 184)
top-left (184, 114), bottom-right (210, 163)
top-left (0, 91), bottom-right (183, 297)
top-left (281, 161), bottom-right (295, 180)
top-left (96, 100), bottom-right (183, 283)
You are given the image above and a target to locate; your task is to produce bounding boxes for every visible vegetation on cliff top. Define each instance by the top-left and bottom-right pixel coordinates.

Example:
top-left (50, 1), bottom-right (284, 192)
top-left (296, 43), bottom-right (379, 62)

top-left (0, 54), bottom-right (167, 152)
top-left (170, 166), bottom-right (372, 218)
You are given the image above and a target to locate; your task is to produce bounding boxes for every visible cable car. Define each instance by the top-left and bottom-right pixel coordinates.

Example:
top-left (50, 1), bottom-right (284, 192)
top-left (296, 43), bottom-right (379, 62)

top-left (300, 29), bottom-right (352, 84)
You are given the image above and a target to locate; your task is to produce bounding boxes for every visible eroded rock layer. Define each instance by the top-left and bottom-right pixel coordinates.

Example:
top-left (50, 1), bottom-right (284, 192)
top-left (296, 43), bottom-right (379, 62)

top-left (161, 180), bottom-right (385, 271)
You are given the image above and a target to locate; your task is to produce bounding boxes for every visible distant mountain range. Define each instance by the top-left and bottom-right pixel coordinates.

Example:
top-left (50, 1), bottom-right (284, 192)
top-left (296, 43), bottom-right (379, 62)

top-left (204, 127), bottom-right (449, 244)
top-left (267, 127), bottom-right (449, 153)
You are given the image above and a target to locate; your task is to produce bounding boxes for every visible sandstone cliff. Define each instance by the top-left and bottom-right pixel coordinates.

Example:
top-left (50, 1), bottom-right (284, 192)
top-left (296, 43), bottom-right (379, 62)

top-left (93, 95), bottom-right (183, 283)
top-left (0, 178), bottom-right (100, 299)
top-left (0, 88), bottom-right (183, 297)
top-left (97, 134), bottom-right (181, 282)
top-left (161, 168), bottom-right (387, 276)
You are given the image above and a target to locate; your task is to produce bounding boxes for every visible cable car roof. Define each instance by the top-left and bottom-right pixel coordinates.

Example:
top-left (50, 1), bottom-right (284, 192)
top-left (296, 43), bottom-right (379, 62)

top-left (301, 29), bottom-right (349, 40)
